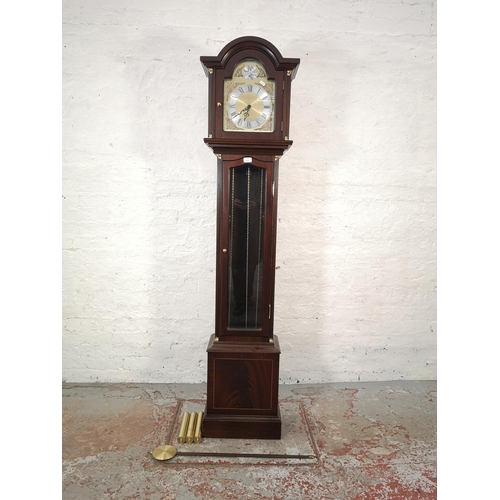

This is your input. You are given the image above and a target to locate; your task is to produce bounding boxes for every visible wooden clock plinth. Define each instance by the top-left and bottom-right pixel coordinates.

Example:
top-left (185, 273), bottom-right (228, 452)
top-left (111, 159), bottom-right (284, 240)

top-left (203, 335), bottom-right (281, 440)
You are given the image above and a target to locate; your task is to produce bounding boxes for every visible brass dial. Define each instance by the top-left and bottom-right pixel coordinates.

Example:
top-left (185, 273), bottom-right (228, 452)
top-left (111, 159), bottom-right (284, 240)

top-left (227, 84), bottom-right (272, 130)
top-left (223, 59), bottom-right (275, 133)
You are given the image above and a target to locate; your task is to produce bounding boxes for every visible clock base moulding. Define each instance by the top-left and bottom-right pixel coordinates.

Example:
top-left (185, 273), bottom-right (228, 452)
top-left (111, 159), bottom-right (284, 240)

top-left (202, 409), bottom-right (282, 440)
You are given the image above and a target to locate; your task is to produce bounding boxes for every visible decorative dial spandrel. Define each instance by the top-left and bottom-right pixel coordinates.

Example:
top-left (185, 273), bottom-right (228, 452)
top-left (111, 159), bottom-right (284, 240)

top-left (223, 59), bottom-right (275, 133)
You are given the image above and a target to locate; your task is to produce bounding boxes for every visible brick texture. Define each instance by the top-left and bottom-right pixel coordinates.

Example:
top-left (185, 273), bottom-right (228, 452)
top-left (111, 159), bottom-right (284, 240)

top-left (62, 0), bottom-right (436, 383)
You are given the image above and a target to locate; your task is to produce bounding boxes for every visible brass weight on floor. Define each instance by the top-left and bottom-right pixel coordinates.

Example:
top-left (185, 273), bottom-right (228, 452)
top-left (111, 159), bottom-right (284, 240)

top-left (186, 412), bottom-right (197, 444)
top-left (194, 412), bottom-right (203, 443)
top-left (177, 412), bottom-right (190, 443)
top-left (152, 411), bottom-right (204, 461)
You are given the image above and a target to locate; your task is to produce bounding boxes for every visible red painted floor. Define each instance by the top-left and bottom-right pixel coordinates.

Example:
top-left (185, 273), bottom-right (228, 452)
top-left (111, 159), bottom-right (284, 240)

top-left (62, 381), bottom-right (436, 499)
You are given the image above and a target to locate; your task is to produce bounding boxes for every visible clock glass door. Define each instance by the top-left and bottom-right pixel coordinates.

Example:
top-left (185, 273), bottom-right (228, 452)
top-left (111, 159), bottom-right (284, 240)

top-left (227, 165), bottom-right (267, 330)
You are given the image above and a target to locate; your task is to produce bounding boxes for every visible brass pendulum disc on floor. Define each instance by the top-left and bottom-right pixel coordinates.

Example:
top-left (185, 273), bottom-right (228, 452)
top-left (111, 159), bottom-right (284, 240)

top-left (151, 445), bottom-right (177, 461)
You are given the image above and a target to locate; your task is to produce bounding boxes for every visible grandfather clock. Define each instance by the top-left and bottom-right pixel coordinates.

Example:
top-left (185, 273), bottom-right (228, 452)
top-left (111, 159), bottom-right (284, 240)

top-left (200, 37), bottom-right (299, 439)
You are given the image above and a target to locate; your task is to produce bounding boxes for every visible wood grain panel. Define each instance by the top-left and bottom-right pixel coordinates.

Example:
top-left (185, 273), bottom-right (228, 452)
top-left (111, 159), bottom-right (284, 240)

top-left (213, 358), bottom-right (273, 410)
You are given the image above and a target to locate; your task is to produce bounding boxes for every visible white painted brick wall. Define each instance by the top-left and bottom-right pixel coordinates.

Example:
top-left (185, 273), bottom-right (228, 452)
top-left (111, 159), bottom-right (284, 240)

top-left (62, 0), bottom-right (436, 383)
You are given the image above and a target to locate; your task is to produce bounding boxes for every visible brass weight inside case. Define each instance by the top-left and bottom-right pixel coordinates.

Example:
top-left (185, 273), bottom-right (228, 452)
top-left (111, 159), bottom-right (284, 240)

top-left (186, 412), bottom-right (197, 444)
top-left (194, 412), bottom-right (203, 443)
top-left (177, 412), bottom-right (190, 444)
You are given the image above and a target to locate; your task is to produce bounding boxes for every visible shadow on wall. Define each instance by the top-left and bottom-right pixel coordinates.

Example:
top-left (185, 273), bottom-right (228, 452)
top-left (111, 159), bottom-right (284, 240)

top-left (125, 33), bottom-right (214, 382)
top-left (275, 38), bottom-right (352, 384)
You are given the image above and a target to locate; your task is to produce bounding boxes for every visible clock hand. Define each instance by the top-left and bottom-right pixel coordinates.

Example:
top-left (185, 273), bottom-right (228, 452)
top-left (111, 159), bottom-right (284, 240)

top-left (237, 104), bottom-right (251, 118)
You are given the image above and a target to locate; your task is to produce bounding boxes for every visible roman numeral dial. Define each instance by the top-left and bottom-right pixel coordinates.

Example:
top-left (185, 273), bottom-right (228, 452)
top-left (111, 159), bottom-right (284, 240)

top-left (227, 85), bottom-right (273, 130)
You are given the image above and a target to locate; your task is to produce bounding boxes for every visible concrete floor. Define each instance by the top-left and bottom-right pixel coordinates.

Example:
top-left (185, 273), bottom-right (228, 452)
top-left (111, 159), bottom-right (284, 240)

top-left (62, 381), bottom-right (436, 499)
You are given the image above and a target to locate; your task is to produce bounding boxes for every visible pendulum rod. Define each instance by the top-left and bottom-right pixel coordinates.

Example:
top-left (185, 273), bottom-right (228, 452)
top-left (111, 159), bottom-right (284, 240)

top-left (151, 446), bottom-right (316, 462)
top-left (176, 451), bottom-right (315, 459)
top-left (161, 451), bottom-right (315, 460)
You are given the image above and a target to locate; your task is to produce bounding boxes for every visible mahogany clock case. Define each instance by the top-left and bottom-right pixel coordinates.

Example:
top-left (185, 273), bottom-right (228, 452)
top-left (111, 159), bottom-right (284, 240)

top-left (200, 37), bottom-right (299, 440)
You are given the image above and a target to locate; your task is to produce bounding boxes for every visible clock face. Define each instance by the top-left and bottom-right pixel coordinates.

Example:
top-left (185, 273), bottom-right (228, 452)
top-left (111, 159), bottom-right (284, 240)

top-left (227, 84), bottom-right (273, 130)
top-left (223, 60), bottom-right (275, 133)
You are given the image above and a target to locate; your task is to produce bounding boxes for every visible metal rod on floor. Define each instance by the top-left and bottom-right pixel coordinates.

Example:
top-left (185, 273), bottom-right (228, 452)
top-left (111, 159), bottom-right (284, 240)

top-left (175, 451), bottom-right (316, 460)
top-left (151, 445), bottom-right (317, 462)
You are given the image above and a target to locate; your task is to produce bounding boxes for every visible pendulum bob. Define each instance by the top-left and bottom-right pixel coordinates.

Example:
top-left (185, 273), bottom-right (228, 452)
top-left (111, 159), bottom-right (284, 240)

top-left (151, 445), bottom-right (177, 461)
